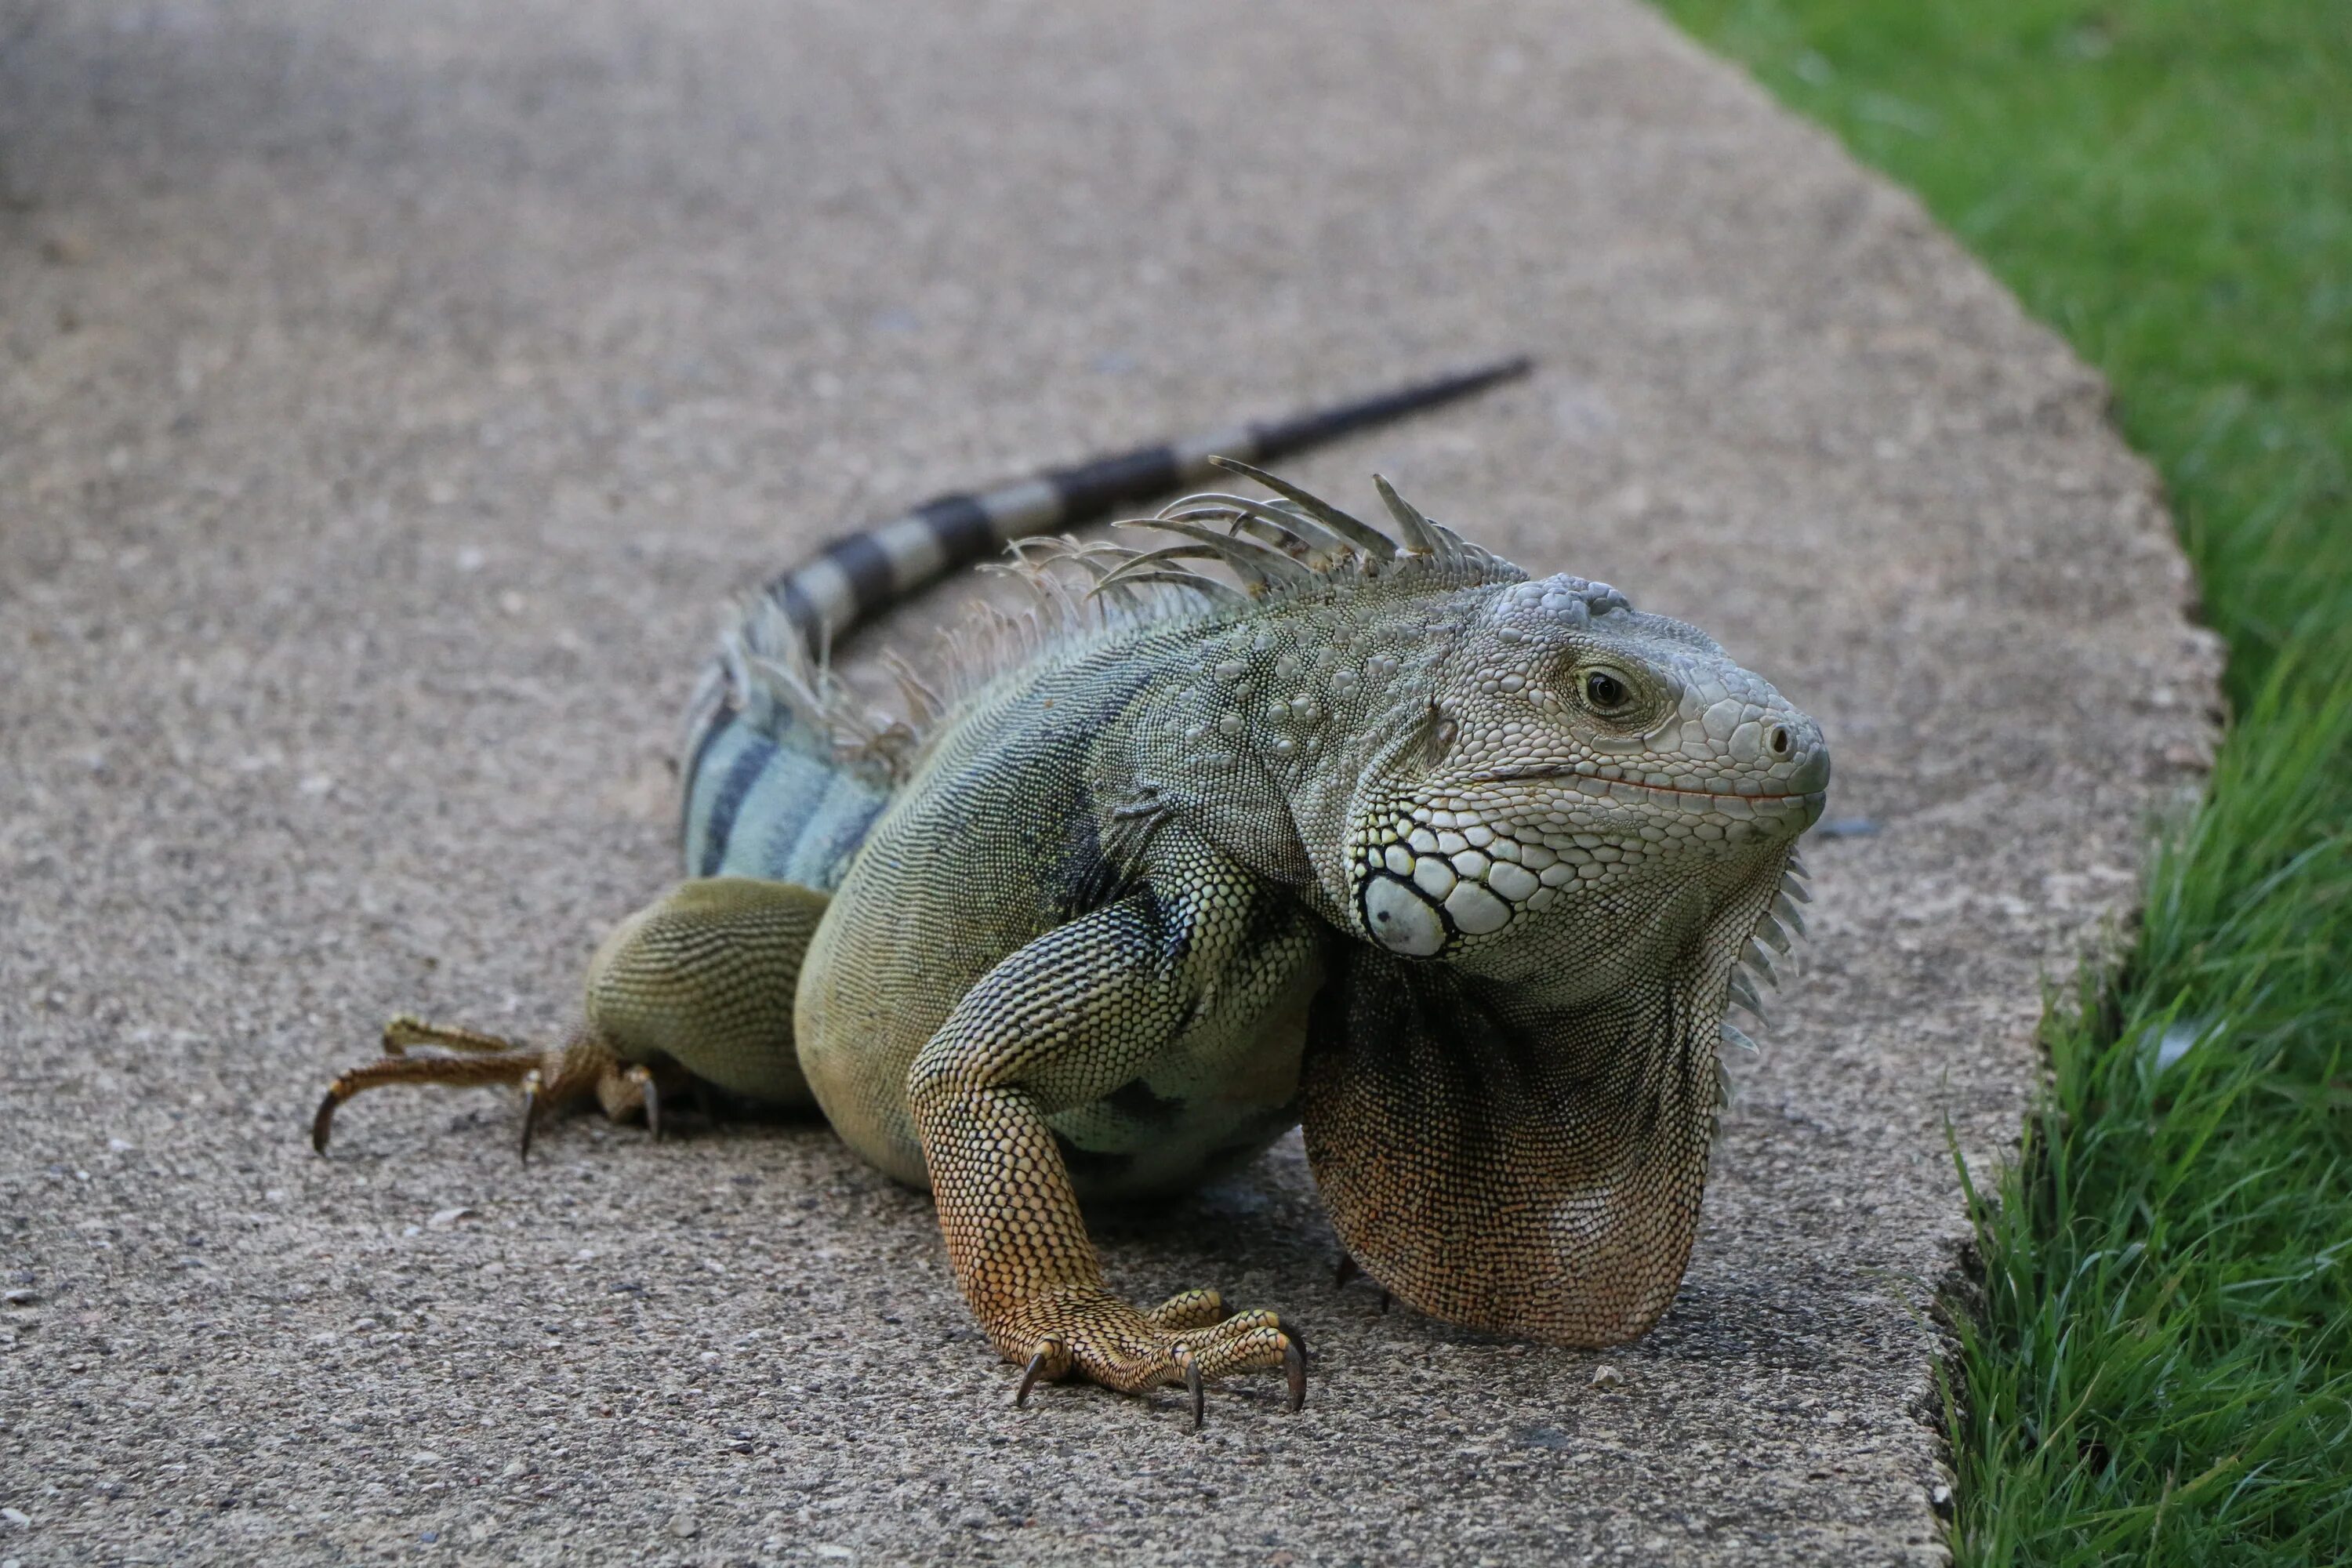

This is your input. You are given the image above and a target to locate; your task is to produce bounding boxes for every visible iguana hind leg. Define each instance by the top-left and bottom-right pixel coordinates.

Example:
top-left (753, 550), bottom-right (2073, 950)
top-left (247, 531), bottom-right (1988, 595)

top-left (572, 877), bottom-right (826, 1105)
top-left (312, 877), bottom-right (826, 1156)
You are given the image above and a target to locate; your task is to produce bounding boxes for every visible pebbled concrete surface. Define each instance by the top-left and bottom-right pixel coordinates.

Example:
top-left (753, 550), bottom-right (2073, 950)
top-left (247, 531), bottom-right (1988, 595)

top-left (0, 2), bottom-right (2220, 1563)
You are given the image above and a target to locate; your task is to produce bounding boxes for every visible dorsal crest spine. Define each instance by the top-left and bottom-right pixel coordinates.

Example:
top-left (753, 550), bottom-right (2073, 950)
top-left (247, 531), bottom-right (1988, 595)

top-left (706, 466), bottom-right (1530, 782)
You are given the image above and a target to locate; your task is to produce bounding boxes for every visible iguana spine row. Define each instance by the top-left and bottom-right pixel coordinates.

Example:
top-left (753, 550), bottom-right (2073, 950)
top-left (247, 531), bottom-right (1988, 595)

top-left (764, 356), bottom-right (1530, 650)
top-left (677, 358), bottom-right (1531, 888)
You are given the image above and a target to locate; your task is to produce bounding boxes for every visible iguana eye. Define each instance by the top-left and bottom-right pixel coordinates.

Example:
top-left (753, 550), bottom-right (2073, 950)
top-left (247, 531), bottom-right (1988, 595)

top-left (1582, 669), bottom-right (1632, 712)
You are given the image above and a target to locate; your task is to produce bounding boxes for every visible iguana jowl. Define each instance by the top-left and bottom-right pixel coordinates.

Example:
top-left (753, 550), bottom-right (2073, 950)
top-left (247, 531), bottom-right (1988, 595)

top-left (313, 360), bottom-right (1829, 1425)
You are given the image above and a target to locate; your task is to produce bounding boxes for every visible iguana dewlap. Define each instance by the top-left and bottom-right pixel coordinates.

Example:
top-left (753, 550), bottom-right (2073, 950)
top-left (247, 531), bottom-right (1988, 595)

top-left (313, 361), bottom-right (1828, 1425)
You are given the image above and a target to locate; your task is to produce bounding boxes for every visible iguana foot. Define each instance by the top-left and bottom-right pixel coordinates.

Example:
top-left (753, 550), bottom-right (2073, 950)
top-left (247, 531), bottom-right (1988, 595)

top-left (998, 1287), bottom-right (1307, 1431)
top-left (311, 878), bottom-right (823, 1160)
top-left (311, 1014), bottom-right (684, 1159)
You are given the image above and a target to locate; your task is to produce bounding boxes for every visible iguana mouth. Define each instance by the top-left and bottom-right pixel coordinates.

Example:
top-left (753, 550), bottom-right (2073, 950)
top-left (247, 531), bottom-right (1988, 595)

top-left (1466, 767), bottom-right (1819, 805)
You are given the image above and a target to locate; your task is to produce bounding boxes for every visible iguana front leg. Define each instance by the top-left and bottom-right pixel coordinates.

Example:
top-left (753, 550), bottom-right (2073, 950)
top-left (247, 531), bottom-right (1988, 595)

top-left (906, 844), bottom-right (1311, 1428)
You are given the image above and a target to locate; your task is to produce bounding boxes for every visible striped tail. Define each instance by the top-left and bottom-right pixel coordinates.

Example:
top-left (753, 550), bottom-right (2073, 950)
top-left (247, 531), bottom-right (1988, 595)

top-left (678, 356), bottom-right (1532, 879)
top-left (764, 355), bottom-right (1533, 652)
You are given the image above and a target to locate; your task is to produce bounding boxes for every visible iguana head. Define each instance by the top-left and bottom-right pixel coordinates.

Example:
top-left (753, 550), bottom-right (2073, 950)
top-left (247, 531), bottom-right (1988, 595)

top-left (1073, 459), bottom-right (1826, 993)
top-left (1343, 575), bottom-right (1827, 983)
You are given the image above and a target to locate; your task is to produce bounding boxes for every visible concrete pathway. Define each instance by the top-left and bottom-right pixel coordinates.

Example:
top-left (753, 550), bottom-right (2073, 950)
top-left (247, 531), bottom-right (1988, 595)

top-left (0, 2), bottom-right (2218, 1562)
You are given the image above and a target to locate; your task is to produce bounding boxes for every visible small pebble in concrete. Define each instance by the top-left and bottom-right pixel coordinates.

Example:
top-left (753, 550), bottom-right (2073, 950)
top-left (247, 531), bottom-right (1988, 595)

top-left (1591, 1364), bottom-right (1624, 1390)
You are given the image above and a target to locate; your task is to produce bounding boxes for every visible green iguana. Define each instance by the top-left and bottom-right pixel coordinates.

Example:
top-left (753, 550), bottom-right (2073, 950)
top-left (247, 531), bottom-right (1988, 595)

top-left (311, 360), bottom-right (1829, 1428)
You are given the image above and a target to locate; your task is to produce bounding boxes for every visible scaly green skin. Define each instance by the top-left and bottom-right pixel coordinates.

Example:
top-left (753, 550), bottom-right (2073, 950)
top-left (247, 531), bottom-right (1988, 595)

top-left (314, 469), bottom-right (1828, 1421)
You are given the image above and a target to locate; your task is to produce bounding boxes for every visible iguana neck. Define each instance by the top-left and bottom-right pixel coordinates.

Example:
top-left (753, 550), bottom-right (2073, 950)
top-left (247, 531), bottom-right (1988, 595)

top-left (1088, 579), bottom-right (1492, 926)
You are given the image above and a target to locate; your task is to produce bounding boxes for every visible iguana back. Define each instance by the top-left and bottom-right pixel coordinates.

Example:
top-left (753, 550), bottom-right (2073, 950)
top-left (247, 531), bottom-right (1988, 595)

top-left (678, 360), bottom-right (1531, 891)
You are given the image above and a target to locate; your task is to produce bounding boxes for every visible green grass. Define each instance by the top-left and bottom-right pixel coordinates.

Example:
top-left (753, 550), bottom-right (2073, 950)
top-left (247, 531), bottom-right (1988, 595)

top-left (1647, 3), bottom-right (2352, 1561)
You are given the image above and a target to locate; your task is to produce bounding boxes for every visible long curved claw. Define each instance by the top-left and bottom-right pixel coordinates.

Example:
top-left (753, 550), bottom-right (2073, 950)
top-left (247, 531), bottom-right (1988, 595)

top-left (310, 1090), bottom-right (342, 1156)
top-left (1282, 1332), bottom-right (1307, 1414)
top-left (516, 1070), bottom-right (543, 1163)
top-left (1016, 1345), bottom-right (1057, 1408)
top-left (1182, 1354), bottom-right (1205, 1433)
top-left (632, 1066), bottom-right (663, 1141)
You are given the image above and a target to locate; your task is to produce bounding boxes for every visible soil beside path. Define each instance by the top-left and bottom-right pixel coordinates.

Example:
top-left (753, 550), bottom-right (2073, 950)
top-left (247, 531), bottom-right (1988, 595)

top-left (0, 2), bottom-right (2216, 1563)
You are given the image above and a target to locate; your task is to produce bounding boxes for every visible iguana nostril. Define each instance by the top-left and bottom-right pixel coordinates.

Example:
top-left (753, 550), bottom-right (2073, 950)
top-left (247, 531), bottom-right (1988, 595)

top-left (1769, 726), bottom-right (1791, 756)
top-left (1786, 742), bottom-right (1832, 794)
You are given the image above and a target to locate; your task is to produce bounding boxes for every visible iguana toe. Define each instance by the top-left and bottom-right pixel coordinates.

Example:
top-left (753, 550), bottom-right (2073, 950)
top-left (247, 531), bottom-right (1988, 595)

top-left (310, 1015), bottom-right (546, 1156)
top-left (1142, 1287), bottom-right (1228, 1333)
